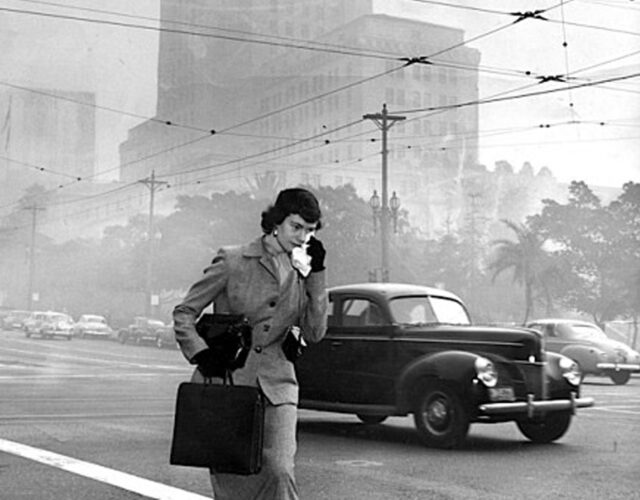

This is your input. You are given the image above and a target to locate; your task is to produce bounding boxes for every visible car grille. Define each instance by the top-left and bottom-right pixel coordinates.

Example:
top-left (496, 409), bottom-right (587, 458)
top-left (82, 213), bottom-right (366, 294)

top-left (496, 360), bottom-right (544, 400)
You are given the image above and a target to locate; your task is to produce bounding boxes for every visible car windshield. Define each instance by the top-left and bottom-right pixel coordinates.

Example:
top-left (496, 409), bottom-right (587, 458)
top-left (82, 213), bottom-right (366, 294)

top-left (564, 323), bottom-right (607, 340)
top-left (84, 316), bottom-right (106, 323)
top-left (389, 296), bottom-right (470, 325)
top-left (49, 314), bottom-right (72, 323)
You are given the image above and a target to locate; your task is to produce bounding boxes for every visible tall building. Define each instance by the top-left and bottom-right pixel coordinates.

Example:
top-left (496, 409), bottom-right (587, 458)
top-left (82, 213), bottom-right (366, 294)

top-left (119, 0), bottom-right (480, 232)
top-left (0, 88), bottom-right (95, 205)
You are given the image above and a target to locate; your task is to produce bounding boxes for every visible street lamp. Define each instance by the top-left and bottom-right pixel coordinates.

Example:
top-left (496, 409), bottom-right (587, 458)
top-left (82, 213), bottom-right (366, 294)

top-left (369, 189), bottom-right (401, 282)
top-left (369, 190), bottom-right (381, 233)
top-left (390, 191), bottom-right (400, 233)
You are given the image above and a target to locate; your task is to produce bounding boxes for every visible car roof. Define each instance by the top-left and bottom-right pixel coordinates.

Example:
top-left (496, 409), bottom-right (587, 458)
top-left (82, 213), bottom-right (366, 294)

top-left (329, 283), bottom-right (462, 302)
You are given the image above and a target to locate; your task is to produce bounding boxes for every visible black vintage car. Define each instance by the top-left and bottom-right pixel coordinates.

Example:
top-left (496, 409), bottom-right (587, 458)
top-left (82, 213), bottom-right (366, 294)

top-left (297, 283), bottom-right (594, 448)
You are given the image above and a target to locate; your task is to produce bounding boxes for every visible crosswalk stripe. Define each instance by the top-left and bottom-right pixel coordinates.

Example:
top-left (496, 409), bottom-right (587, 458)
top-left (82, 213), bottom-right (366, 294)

top-left (0, 438), bottom-right (210, 500)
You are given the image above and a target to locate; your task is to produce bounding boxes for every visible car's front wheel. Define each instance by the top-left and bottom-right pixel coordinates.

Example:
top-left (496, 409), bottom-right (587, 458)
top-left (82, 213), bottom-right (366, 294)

top-left (413, 381), bottom-right (469, 448)
top-left (608, 371), bottom-right (631, 385)
top-left (516, 411), bottom-right (572, 443)
top-left (357, 414), bottom-right (387, 425)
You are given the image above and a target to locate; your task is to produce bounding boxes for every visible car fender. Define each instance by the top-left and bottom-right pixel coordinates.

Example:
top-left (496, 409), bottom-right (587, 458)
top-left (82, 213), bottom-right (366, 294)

top-left (559, 345), bottom-right (601, 372)
top-left (396, 350), bottom-right (481, 412)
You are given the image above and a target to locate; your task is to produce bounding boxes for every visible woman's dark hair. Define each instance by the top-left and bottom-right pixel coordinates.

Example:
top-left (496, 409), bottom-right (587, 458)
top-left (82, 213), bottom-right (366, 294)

top-left (261, 188), bottom-right (322, 233)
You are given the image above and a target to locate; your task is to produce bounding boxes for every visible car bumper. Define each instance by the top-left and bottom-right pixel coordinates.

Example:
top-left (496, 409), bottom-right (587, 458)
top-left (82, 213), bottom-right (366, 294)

top-left (596, 363), bottom-right (640, 371)
top-left (479, 393), bottom-right (594, 418)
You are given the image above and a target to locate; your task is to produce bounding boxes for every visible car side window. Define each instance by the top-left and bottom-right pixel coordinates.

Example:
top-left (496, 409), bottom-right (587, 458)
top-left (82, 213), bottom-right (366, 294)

top-left (342, 298), bottom-right (383, 326)
top-left (327, 297), bottom-right (336, 327)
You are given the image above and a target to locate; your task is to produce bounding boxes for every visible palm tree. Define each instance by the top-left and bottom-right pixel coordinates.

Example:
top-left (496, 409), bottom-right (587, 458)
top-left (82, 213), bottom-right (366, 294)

top-left (488, 220), bottom-right (553, 324)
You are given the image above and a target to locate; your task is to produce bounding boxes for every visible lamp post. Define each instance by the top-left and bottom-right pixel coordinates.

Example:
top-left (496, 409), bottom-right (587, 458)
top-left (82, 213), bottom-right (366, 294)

top-left (364, 104), bottom-right (405, 282)
top-left (390, 191), bottom-right (400, 233)
top-left (369, 190), bottom-right (381, 233)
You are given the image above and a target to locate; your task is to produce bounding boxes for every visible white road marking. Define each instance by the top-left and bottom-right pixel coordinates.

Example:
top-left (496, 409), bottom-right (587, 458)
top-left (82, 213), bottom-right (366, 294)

top-left (0, 438), bottom-right (210, 500)
top-left (0, 345), bottom-right (180, 370)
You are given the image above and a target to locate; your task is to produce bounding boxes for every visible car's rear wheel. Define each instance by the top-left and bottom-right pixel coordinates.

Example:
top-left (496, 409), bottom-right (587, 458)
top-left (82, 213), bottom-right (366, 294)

top-left (516, 411), bottom-right (572, 443)
top-left (356, 414), bottom-right (388, 425)
top-left (413, 381), bottom-right (469, 448)
top-left (608, 371), bottom-right (631, 385)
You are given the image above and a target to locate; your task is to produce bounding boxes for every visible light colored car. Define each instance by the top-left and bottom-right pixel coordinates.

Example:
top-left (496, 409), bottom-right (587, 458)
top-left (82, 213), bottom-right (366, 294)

top-left (24, 311), bottom-right (74, 340)
top-left (73, 314), bottom-right (114, 339)
top-left (2, 310), bottom-right (32, 330)
top-left (526, 319), bottom-right (640, 385)
top-left (155, 322), bottom-right (178, 349)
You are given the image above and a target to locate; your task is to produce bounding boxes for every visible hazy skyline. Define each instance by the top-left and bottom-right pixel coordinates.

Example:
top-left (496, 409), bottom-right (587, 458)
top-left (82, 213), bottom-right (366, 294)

top-left (1, 0), bottom-right (638, 192)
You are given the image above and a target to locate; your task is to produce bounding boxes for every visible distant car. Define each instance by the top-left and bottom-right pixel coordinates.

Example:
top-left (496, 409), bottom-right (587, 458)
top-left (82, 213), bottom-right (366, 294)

top-left (297, 283), bottom-right (593, 448)
top-left (73, 314), bottom-right (114, 339)
top-left (2, 310), bottom-right (32, 330)
top-left (118, 317), bottom-right (166, 345)
top-left (526, 319), bottom-right (640, 385)
top-left (24, 311), bottom-right (74, 340)
top-left (155, 322), bottom-right (178, 349)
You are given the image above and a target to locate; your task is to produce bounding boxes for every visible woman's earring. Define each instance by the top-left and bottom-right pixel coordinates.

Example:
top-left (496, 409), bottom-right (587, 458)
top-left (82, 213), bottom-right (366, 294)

top-left (273, 229), bottom-right (278, 237)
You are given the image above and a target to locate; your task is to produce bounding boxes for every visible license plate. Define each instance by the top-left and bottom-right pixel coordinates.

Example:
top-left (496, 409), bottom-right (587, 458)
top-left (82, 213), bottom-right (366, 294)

top-left (488, 387), bottom-right (515, 402)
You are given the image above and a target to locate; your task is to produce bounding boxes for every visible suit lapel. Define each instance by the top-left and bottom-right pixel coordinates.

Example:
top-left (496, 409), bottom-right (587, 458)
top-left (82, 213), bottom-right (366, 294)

top-left (244, 237), bottom-right (278, 283)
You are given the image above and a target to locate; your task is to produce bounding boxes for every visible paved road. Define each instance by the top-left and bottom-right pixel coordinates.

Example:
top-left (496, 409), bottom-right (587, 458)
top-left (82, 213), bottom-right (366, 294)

top-left (1, 330), bottom-right (639, 499)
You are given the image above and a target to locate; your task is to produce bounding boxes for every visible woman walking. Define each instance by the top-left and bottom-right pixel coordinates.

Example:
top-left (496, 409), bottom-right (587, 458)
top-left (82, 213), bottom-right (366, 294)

top-left (173, 188), bottom-right (328, 499)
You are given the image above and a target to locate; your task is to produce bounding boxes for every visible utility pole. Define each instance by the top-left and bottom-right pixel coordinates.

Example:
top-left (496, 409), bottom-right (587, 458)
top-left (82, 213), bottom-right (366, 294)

top-left (363, 104), bottom-right (405, 282)
top-left (25, 204), bottom-right (45, 310)
top-left (138, 170), bottom-right (167, 317)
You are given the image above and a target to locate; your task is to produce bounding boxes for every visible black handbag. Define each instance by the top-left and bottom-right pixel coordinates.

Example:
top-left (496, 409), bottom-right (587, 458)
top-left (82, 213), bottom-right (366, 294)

top-left (169, 379), bottom-right (264, 474)
top-left (195, 313), bottom-right (252, 372)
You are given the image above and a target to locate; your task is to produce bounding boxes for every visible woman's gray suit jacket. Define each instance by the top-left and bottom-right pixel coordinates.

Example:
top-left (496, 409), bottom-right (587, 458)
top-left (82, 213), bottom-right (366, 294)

top-left (173, 236), bottom-right (328, 405)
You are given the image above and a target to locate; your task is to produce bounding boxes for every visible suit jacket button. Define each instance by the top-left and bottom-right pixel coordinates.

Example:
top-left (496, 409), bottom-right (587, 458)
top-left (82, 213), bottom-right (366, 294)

top-left (254, 346), bottom-right (263, 353)
top-left (263, 324), bottom-right (270, 332)
top-left (269, 301), bottom-right (276, 307)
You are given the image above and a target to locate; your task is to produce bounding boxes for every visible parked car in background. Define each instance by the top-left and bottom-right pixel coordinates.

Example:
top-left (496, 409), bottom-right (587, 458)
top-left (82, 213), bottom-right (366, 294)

top-left (2, 310), bottom-right (32, 330)
top-left (155, 322), bottom-right (178, 349)
top-left (526, 319), bottom-right (640, 385)
top-left (118, 317), bottom-right (165, 345)
top-left (24, 311), bottom-right (74, 340)
top-left (72, 314), bottom-right (114, 339)
top-left (297, 283), bottom-right (593, 448)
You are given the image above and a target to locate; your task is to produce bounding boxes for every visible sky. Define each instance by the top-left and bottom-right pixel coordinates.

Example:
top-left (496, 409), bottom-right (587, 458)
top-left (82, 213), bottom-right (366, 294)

top-left (1, 0), bottom-right (639, 190)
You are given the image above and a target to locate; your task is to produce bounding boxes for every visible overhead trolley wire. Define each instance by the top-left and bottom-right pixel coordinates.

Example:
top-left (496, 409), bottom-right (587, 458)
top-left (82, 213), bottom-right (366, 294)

top-left (0, 0), bottom-right (606, 218)
top-left (0, 5), bottom-right (401, 62)
top-left (13, 0), bottom-right (405, 61)
top-left (393, 71), bottom-right (640, 115)
top-left (0, 0), bottom-right (568, 194)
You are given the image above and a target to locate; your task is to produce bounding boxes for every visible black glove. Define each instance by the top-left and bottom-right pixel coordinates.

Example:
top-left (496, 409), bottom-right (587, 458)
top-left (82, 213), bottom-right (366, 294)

top-left (193, 348), bottom-right (226, 378)
top-left (307, 236), bottom-right (326, 272)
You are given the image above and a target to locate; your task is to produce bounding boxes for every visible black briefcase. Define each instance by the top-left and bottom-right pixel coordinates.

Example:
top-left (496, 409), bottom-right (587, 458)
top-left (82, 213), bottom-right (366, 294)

top-left (169, 381), bottom-right (264, 474)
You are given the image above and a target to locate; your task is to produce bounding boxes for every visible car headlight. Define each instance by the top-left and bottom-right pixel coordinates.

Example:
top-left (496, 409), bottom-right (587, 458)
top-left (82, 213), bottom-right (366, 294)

top-left (475, 356), bottom-right (498, 388)
top-left (559, 356), bottom-right (582, 386)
